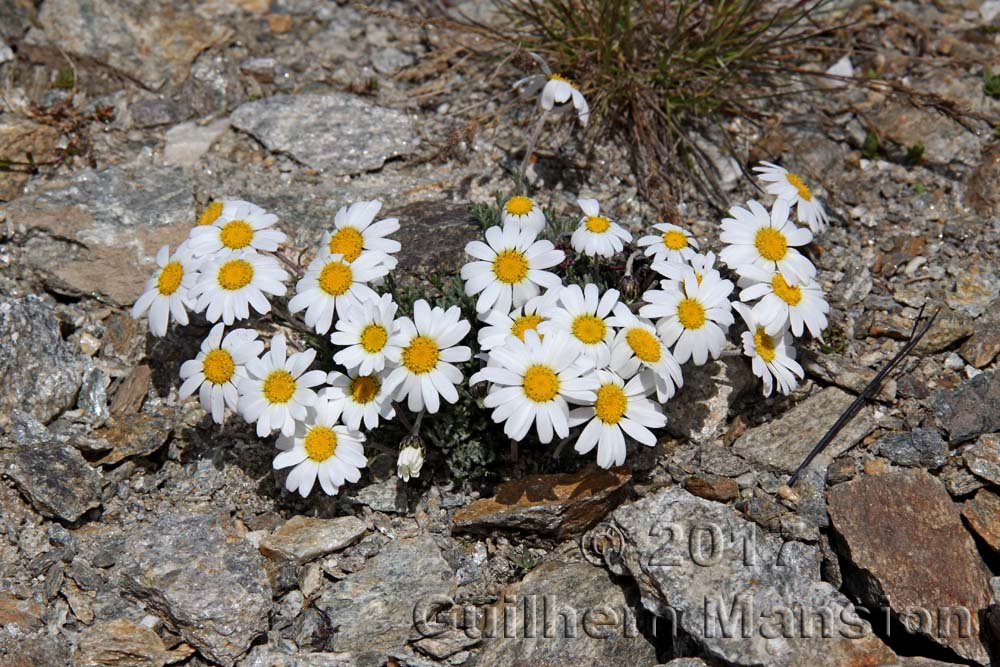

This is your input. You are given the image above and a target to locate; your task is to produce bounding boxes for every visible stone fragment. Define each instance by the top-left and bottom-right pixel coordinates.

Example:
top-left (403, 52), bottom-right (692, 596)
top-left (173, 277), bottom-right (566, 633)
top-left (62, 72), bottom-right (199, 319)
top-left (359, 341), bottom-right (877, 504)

top-left (372, 47), bottom-right (414, 74)
top-left (801, 351), bottom-right (895, 401)
top-left (940, 463), bottom-right (986, 497)
top-left (231, 94), bottom-right (417, 174)
top-left (963, 489), bottom-right (1000, 552)
top-left (828, 469), bottom-right (992, 663)
top-left (74, 618), bottom-right (180, 667)
top-left (94, 413), bottom-right (173, 466)
top-left (683, 473), bottom-right (739, 502)
top-left (163, 117), bottom-right (230, 166)
top-left (665, 357), bottom-right (755, 444)
top-left (453, 467), bottom-right (631, 539)
top-left (658, 661), bottom-right (710, 667)
top-left (0, 117), bottom-right (61, 201)
top-left (875, 428), bottom-right (947, 469)
top-left (872, 101), bottom-right (980, 168)
top-left (930, 371), bottom-right (1000, 444)
top-left (388, 201), bottom-right (482, 277)
top-left (964, 433), bottom-right (1000, 484)
top-left (0, 634), bottom-right (71, 667)
top-left (120, 511), bottom-right (271, 666)
top-left (0, 593), bottom-right (43, 632)
top-left (946, 263), bottom-right (997, 319)
top-left (259, 515), bottom-right (367, 564)
top-left (959, 305), bottom-right (1000, 368)
top-left (240, 645), bottom-right (353, 667)
top-left (3, 442), bottom-right (102, 522)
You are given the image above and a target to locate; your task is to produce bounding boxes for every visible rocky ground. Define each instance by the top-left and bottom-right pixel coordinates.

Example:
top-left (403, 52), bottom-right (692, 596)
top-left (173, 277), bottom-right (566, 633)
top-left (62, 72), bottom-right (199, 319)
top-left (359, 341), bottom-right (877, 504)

top-left (1, 0), bottom-right (999, 666)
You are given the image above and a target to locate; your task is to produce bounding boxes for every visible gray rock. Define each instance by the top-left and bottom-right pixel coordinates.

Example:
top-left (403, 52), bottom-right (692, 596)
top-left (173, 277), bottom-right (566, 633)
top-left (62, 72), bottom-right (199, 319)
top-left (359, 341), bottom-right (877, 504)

top-left (315, 534), bottom-right (455, 667)
top-left (0, 296), bottom-right (87, 427)
top-left (163, 117), bottom-right (230, 166)
top-left (875, 428), bottom-right (947, 469)
top-left (259, 515), bottom-right (368, 564)
top-left (130, 98), bottom-right (186, 128)
top-left (230, 94), bottom-right (418, 175)
top-left (75, 617), bottom-right (186, 667)
top-left (388, 201), bottom-right (483, 277)
top-left (658, 660), bottom-right (710, 667)
top-left (930, 370), bottom-right (1000, 445)
top-left (964, 433), bottom-right (1000, 485)
top-left (240, 645), bottom-right (353, 667)
top-left (372, 47), bottom-right (414, 75)
top-left (120, 511), bottom-right (271, 666)
top-left (3, 442), bottom-right (102, 522)
top-left (78, 366), bottom-right (111, 428)
top-left (665, 357), bottom-right (755, 444)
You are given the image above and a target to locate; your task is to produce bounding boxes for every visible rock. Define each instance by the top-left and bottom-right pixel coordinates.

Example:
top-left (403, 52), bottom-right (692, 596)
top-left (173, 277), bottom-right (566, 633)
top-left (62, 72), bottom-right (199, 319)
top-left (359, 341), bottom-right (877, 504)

top-left (683, 473), bottom-right (739, 502)
top-left (0, 592), bottom-right (43, 632)
top-left (230, 94), bottom-right (418, 175)
top-left (387, 201), bottom-right (483, 277)
top-left (0, 634), bottom-right (71, 667)
top-left (94, 412), bottom-right (174, 466)
top-left (964, 433), bottom-right (1000, 484)
top-left (963, 489), bottom-right (1000, 552)
top-left (875, 428), bottom-right (947, 469)
top-left (801, 351), bottom-right (896, 402)
top-left (130, 98), bottom-right (186, 129)
top-left (946, 263), bottom-right (997, 319)
top-left (930, 371), bottom-right (1000, 445)
top-left (0, 117), bottom-right (61, 201)
top-left (315, 534), bottom-right (455, 667)
top-left (74, 618), bottom-right (185, 667)
top-left (472, 557), bottom-right (657, 666)
top-left (916, 307), bottom-right (975, 353)
top-left (343, 477), bottom-right (408, 514)
top-left (872, 102), bottom-right (980, 169)
top-left (259, 515), bottom-right (368, 564)
top-left (658, 661), bottom-right (710, 667)
top-left (597, 486), bottom-right (897, 666)
top-left (940, 463), bottom-right (985, 497)
top-left (3, 442), bottom-right (102, 522)
top-left (453, 467), bottom-right (632, 539)
top-left (1, 165), bottom-right (194, 305)
top-left (163, 117), bottom-right (230, 166)
top-left (828, 469), bottom-right (992, 664)
top-left (26, 0), bottom-right (232, 90)
top-left (959, 306), bottom-right (1000, 368)
top-left (0, 296), bottom-right (87, 427)
top-left (372, 47), bottom-right (414, 75)
top-left (664, 357), bottom-right (755, 444)
top-left (240, 645), bottom-right (353, 667)
top-left (120, 511), bottom-right (271, 666)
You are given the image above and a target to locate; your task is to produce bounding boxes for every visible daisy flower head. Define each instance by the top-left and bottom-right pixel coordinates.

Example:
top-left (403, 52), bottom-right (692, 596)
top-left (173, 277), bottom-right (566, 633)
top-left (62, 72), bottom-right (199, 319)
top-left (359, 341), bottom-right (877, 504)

top-left (639, 267), bottom-right (734, 366)
top-left (637, 223), bottom-right (700, 264)
top-left (187, 200), bottom-right (287, 258)
top-left (737, 265), bottom-right (829, 338)
top-left (383, 300), bottom-right (472, 414)
top-left (288, 250), bottom-right (391, 335)
top-left (320, 199), bottom-right (400, 268)
top-left (571, 198), bottom-right (632, 258)
top-left (719, 199), bottom-right (815, 283)
top-left (178, 324), bottom-right (264, 424)
top-left (513, 53), bottom-right (589, 126)
top-left (569, 370), bottom-right (666, 469)
top-left (196, 199), bottom-right (238, 228)
top-left (471, 329), bottom-right (599, 443)
top-left (322, 368), bottom-right (396, 431)
top-left (330, 293), bottom-right (400, 375)
top-left (461, 225), bottom-right (564, 314)
top-left (501, 196), bottom-right (546, 234)
top-left (239, 333), bottom-right (327, 438)
top-left (132, 245), bottom-right (199, 337)
top-left (608, 303), bottom-right (683, 402)
top-left (191, 249), bottom-right (289, 325)
top-left (539, 283), bottom-right (621, 368)
top-left (273, 398), bottom-right (367, 497)
top-left (476, 289), bottom-right (557, 352)
top-left (733, 302), bottom-right (804, 397)
top-left (753, 161), bottom-right (829, 233)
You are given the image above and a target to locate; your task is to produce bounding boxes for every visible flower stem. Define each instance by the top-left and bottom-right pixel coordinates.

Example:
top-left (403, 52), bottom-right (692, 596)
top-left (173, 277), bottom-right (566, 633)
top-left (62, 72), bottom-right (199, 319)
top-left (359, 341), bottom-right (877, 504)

top-left (518, 109), bottom-right (548, 192)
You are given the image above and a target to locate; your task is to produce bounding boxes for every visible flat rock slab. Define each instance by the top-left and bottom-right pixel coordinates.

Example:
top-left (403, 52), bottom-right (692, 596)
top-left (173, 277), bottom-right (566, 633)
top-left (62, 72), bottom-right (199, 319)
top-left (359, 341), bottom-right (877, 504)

top-left (120, 511), bottom-right (271, 666)
top-left (3, 442), bottom-right (102, 522)
top-left (964, 433), bottom-right (1000, 485)
top-left (828, 469), bottom-right (992, 664)
top-left (963, 489), bottom-right (1000, 552)
top-left (665, 357), bottom-right (755, 444)
top-left (930, 370), bottom-right (999, 445)
top-left (74, 618), bottom-right (191, 667)
top-left (453, 467), bottom-right (631, 539)
top-left (231, 93), bottom-right (417, 174)
top-left (599, 486), bottom-right (897, 666)
top-left (389, 201), bottom-right (483, 277)
top-left (259, 515), bottom-right (368, 564)
top-left (875, 428), bottom-right (948, 469)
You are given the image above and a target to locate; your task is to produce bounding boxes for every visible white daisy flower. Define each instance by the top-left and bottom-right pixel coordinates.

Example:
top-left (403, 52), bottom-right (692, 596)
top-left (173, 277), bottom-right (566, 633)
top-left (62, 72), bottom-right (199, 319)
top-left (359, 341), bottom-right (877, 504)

top-left (719, 199), bottom-right (816, 283)
top-left (737, 265), bottom-right (829, 338)
top-left (190, 249), bottom-right (289, 325)
top-left (651, 250), bottom-right (724, 287)
top-left (501, 196), bottom-right (546, 233)
top-left (187, 200), bottom-right (286, 258)
top-left (571, 198), bottom-right (632, 258)
top-left (607, 304), bottom-right (683, 402)
top-left (513, 54), bottom-right (589, 126)
top-left (178, 324), bottom-right (264, 424)
top-left (637, 223), bottom-right (700, 264)
top-left (330, 293), bottom-right (401, 375)
top-left (461, 225), bottom-right (564, 314)
top-left (753, 161), bottom-right (829, 233)
top-left (476, 290), bottom-right (557, 352)
top-left (733, 303), bottom-right (804, 397)
top-left (132, 245), bottom-right (198, 337)
top-left (471, 329), bottom-right (599, 443)
top-left (239, 333), bottom-right (327, 438)
top-left (539, 283), bottom-right (620, 368)
top-left (569, 370), bottom-right (666, 469)
top-left (322, 368), bottom-right (396, 431)
top-left (320, 200), bottom-right (400, 268)
top-left (195, 200), bottom-right (238, 228)
top-left (273, 399), bottom-right (367, 497)
top-left (383, 300), bottom-right (472, 414)
top-left (288, 250), bottom-right (391, 335)
top-left (397, 444), bottom-right (424, 482)
top-left (639, 267), bottom-right (734, 366)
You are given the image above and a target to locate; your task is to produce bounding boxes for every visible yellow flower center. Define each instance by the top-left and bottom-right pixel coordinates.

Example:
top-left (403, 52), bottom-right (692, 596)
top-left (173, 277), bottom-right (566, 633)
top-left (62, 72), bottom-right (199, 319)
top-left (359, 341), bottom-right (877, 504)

top-left (511, 314), bottom-right (544, 341)
top-left (662, 230), bottom-right (688, 250)
top-left (492, 249), bottom-right (529, 284)
top-left (522, 364), bottom-right (560, 403)
top-left (360, 324), bottom-right (388, 353)
top-left (550, 73), bottom-right (575, 86)
top-left (571, 314), bottom-right (606, 345)
top-left (771, 273), bottom-right (803, 306)
top-left (402, 335), bottom-right (439, 374)
top-left (262, 370), bottom-right (296, 404)
top-left (786, 173), bottom-right (813, 201)
top-left (219, 220), bottom-right (255, 249)
top-left (349, 374), bottom-right (380, 404)
top-left (754, 227), bottom-right (788, 262)
top-left (505, 196), bottom-right (534, 216)
top-left (328, 227), bottom-right (365, 263)
top-left (585, 216), bottom-right (611, 233)
top-left (676, 298), bottom-right (706, 330)
top-left (202, 348), bottom-right (235, 385)
top-left (318, 261), bottom-right (353, 296)
top-left (217, 259), bottom-right (254, 291)
top-left (594, 383), bottom-right (628, 425)
top-left (304, 426), bottom-right (337, 462)
top-left (626, 328), bottom-right (661, 363)
top-left (754, 327), bottom-right (777, 363)
top-left (197, 201), bottom-right (223, 226)
top-left (157, 261), bottom-right (184, 295)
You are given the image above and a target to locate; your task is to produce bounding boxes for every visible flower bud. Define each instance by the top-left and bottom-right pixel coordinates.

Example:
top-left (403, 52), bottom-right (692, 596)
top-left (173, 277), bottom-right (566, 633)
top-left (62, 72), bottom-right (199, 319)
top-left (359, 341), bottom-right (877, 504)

top-left (397, 440), bottom-right (424, 483)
